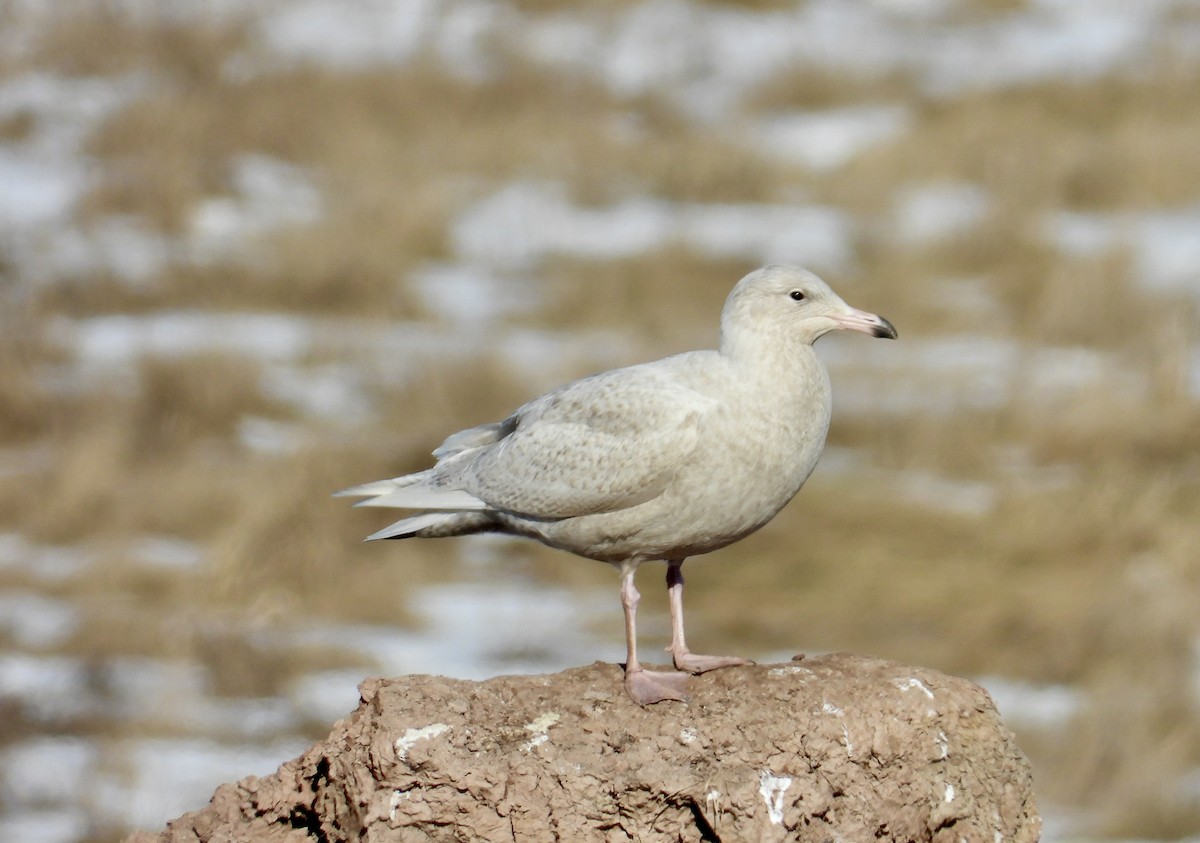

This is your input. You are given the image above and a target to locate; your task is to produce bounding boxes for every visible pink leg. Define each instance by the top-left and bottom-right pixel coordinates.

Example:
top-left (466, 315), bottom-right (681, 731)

top-left (666, 560), bottom-right (753, 675)
top-left (620, 568), bottom-right (688, 705)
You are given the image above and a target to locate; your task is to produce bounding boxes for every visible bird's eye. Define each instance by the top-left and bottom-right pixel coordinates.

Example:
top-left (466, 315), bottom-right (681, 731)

top-left (789, 290), bottom-right (805, 301)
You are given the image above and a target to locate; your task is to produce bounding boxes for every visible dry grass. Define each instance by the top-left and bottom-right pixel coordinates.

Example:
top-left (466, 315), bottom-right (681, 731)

top-left (828, 62), bottom-right (1200, 214)
top-left (0, 299), bottom-right (59, 445)
top-left (3, 2), bottom-right (1200, 837)
top-left (537, 252), bottom-right (757, 349)
top-left (743, 66), bottom-right (916, 113)
top-left (29, 3), bottom-right (250, 80)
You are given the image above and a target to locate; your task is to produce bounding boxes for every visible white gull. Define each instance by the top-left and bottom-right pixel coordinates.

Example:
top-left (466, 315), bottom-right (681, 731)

top-left (337, 265), bottom-right (896, 705)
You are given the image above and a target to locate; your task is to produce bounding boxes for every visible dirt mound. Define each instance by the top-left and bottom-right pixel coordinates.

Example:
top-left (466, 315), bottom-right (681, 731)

top-left (130, 654), bottom-right (1040, 842)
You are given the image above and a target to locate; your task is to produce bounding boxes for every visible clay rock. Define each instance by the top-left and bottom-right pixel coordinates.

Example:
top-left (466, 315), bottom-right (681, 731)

top-left (133, 654), bottom-right (1040, 842)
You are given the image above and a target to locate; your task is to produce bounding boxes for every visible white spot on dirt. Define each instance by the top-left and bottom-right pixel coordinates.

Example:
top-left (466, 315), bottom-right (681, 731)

top-left (768, 665), bottom-right (809, 676)
top-left (936, 730), bottom-right (950, 759)
top-left (395, 723), bottom-right (450, 760)
top-left (944, 782), bottom-right (956, 802)
top-left (820, 700), bottom-right (853, 756)
top-left (705, 788), bottom-right (721, 820)
top-left (522, 711), bottom-right (560, 750)
top-left (894, 677), bottom-right (935, 699)
top-left (758, 770), bottom-right (792, 826)
top-left (679, 727), bottom-right (697, 744)
top-left (388, 789), bottom-right (409, 822)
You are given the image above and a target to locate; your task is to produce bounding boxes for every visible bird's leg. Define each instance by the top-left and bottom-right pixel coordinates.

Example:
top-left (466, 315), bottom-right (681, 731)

top-left (666, 559), bottom-right (754, 675)
top-left (620, 568), bottom-right (688, 705)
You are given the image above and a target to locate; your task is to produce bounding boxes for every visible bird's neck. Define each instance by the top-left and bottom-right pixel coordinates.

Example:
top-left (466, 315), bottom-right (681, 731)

top-left (721, 332), bottom-right (828, 404)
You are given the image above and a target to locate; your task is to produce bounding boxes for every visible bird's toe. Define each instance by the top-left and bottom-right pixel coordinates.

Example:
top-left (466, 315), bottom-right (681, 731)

top-left (672, 652), bottom-right (754, 675)
top-left (624, 667), bottom-right (689, 706)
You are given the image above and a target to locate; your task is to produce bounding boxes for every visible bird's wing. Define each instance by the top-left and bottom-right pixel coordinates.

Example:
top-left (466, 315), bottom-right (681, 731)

top-left (431, 417), bottom-right (517, 459)
top-left (452, 359), bottom-right (716, 520)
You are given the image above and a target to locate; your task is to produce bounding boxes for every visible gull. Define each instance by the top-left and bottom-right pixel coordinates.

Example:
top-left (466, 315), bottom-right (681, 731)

top-left (337, 265), bottom-right (897, 705)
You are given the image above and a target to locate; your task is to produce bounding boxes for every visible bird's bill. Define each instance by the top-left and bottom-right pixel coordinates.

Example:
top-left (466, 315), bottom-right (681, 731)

top-left (832, 307), bottom-right (898, 339)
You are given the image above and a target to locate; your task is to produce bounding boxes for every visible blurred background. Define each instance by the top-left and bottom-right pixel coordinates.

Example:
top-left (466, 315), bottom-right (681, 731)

top-left (1, 0), bottom-right (1198, 840)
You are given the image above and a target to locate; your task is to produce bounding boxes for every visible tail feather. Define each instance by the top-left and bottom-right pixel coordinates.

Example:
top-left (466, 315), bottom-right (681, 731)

top-left (337, 469), bottom-right (488, 511)
top-left (366, 511), bottom-right (494, 541)
top-left (338, 469), bottom-right (494, 540)
top-left (354, 487), bottom-right (488, 510)
top-left (334, 471), bottom-right (430, 498)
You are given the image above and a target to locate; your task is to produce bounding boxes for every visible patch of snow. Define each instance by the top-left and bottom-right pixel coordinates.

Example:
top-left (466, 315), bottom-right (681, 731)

top-left (750, 105), bottom-right (912, 171)
top-left (452, 182), bottom-right (674, 269)
top-left (0, 592), bottom-right (80, 648)
top-left (410, 263), bottom-right (540, 327)
top-left (1041, 206), bottom-right (1200, 298)
top-left (62, 159), bottom-right (319, 282)
top-left (128, 536), bottom-right (206, 571)
top-left (1041, 210), bottom-right (1115, 259)
top-left (91, 737), bottom-right (307, 831)
top-left (62, 311), bottom-right (315, 366)
top-left (0, 737), bottom-right (99, 807)
top-left (821, 335), bottom-right (1139, 416)
top-left (288, 669), bottom-right (367, 724)
top-left (0, 654), bottom-right (97, 723)
top-left (519, 0), bottom-right (1196, 115)
top-left (99, 657), bottom-right (298, 738)
top-left (871, 0), bottom-right (958, 17)
top-left (0, 72), bottom-right (139, 154)
top-left (892, 183), bottom-right (991, 245)
top-left (0, 72), bottom-right (146, 278)
top-left (452, 181), bottom-right (854, 273)
top-left (0, 148), bottom-right (82, 229)
top-left (0, 534), bottom-right (93, 581)
top-left (45, 215), bottom-right (176, 283)
top-left (237, 416), bottom-right (310, 455)
top-left (290, 579), bottom-right (611, 680)
top-left (1127, 207), bottom-right (1200, 294)
top-left (0, 810), bottom-right (88, 843)
top-left (920, 0), bottom-right (1175, 96)
top-left (260, 361), bottom-right (373, 423)
top-left (894, 471), bottom-right (997, 517)
top-left (176, 695), bottom-right (300, 739)
top-left (102, 658), bottom-right (209, 718)
top-left (976, 676), bottom-right (1082, 730)
top-left (188, 154), bottom-right (322, 261)
top-left (432, 1), bottom-right (504, 80)
top-left (250, 0), bottom-right (1200, 122)
top-left (679, 203), bottom-right (854, 269)
top-left (521, 0), bottom-right (901, 120)
top-left (261, 0), bottom-right (448, 68)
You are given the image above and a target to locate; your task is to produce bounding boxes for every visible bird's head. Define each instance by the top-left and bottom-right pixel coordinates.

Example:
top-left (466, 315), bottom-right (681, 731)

top-left (720, 265), bottom-right (897, 355)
